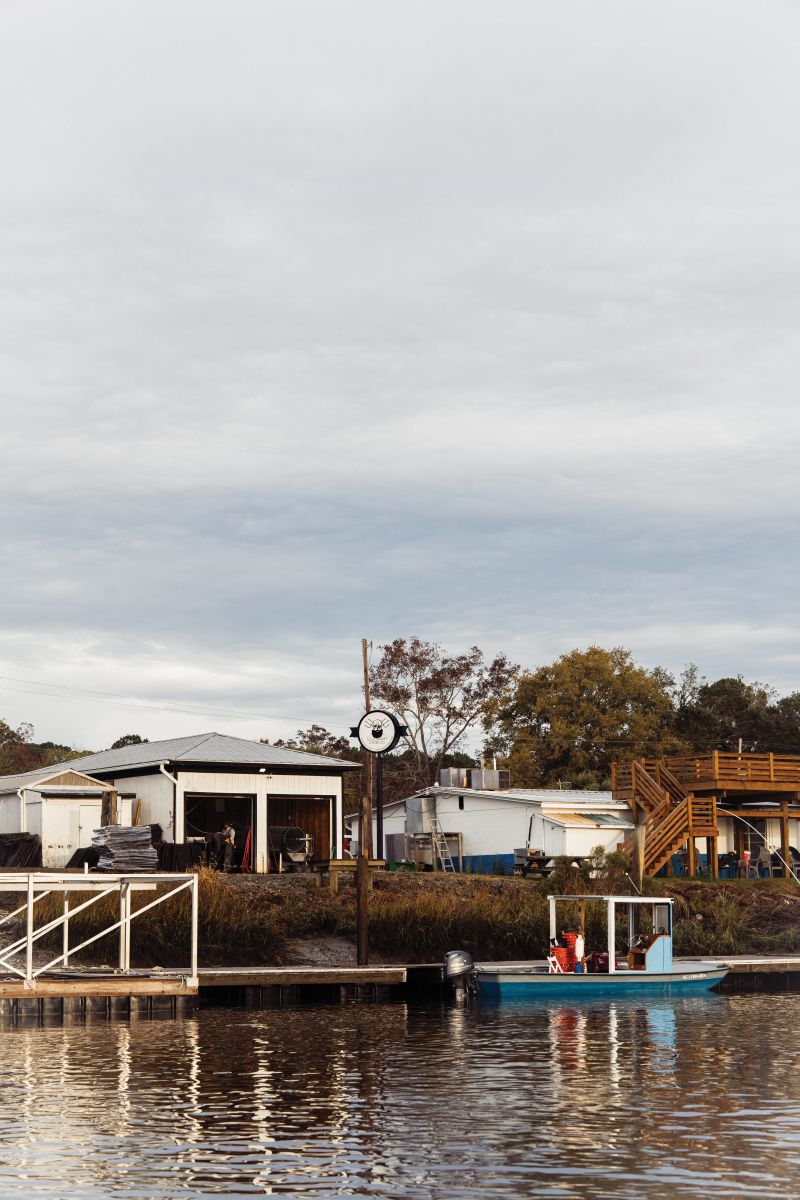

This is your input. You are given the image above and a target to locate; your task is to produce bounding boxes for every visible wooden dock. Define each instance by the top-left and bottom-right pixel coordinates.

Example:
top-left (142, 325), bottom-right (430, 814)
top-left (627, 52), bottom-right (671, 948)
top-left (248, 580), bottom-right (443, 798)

top-left (3, 954), bottom-right (800, 1009)
top-left (198, 965), bottom-right (407, 987)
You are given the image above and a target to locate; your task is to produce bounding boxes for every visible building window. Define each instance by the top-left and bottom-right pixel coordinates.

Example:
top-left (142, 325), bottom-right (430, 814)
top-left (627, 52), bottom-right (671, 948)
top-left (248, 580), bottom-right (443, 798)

top-left (458, 795), bottom-right (465, 811)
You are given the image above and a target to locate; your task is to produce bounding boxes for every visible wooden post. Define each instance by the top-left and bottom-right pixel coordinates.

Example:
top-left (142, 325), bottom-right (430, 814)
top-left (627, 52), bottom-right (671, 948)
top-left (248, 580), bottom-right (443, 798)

top-left (633, 825), bottom-right (646, 890)
top-left (360, 640), bottom-right (373, 860)
top-left (712, 750), bottom-right (719, 780)
top-left (356, 854), bottom-right (369, 965)
top-left (707, 836), bottom-right (718, 880)
top-left (781, 801), bottom-right (790, 877)
top-left (687, 837), bottom-right (696, 877)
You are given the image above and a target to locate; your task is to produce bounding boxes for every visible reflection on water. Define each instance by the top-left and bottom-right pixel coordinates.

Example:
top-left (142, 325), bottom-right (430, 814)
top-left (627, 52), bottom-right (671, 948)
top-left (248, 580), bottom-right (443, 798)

top-left (0, 994), bottom-right (799, 1198)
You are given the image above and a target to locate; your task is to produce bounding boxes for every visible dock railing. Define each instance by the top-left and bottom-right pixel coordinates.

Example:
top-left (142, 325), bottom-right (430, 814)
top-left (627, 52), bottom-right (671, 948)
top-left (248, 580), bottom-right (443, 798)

top-left (0, 871), bottom-right (198, 989)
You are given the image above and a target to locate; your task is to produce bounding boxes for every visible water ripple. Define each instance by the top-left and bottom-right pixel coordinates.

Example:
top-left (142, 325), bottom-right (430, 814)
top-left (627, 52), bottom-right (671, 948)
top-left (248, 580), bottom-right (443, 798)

top-left (0, 994), bottom-right (797, 1197)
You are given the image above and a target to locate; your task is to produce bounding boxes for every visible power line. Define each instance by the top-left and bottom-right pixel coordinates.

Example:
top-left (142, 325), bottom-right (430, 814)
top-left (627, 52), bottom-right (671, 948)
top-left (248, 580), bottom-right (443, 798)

top-left (0, 674), bottom-right (355, 732)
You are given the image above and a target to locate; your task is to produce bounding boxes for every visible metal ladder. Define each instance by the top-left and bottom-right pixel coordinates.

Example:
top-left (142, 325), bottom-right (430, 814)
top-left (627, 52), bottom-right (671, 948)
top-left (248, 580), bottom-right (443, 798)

top-left (430, 816), bottom-right (456, 872)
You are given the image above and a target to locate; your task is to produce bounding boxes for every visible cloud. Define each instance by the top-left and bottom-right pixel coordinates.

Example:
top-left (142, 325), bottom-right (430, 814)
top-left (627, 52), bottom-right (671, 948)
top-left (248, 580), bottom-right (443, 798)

top-left (1, 0), bottom-right (799, 744)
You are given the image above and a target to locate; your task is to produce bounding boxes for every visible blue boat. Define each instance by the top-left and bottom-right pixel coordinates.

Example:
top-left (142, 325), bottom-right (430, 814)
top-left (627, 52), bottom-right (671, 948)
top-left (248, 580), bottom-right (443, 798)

top-left (455, 894), bottom-right (728, 1000)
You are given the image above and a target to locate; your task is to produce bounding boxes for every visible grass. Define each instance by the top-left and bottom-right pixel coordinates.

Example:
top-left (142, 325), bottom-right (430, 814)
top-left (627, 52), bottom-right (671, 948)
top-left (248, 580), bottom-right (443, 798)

top-left (17, 866), bottom-right (800, 968)
top-left (30, 869), bottom-right (348, 968)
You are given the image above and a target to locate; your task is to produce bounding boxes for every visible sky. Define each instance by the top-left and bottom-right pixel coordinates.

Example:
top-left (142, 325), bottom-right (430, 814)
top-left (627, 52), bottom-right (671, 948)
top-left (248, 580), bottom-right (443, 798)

top-left (1, 0), bottom-right (800, 751)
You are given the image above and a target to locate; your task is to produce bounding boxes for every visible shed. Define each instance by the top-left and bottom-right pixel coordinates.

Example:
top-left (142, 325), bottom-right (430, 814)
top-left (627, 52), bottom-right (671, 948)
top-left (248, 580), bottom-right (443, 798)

top-left (0, 767), bottom-right (127, 868)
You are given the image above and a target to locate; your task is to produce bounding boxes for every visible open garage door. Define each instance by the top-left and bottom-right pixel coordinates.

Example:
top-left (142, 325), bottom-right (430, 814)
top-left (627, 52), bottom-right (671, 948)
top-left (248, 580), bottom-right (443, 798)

top-left (267, 794), bottom-right (335, 869)
top-left (184, 793), bottom-right (255, 871)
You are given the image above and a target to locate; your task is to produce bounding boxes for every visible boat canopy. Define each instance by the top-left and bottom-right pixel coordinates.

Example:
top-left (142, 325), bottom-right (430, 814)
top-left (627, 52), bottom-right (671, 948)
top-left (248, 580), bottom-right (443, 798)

top-left (548, 894), bottom-right (673, 975)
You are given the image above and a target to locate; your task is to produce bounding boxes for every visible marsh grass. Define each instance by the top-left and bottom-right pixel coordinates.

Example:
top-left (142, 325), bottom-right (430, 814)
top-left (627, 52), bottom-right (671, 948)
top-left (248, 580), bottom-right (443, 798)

top-left (367, 883), bottom-right (551, 961)
top-left (30, 869), bottom-right (347, 967)
top-left (17, 866), bottom-right (800, 968)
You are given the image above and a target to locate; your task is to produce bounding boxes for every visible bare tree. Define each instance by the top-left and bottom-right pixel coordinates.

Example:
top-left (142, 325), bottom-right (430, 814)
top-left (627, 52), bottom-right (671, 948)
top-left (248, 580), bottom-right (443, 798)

top-left (369, 637), bottom-right (518, 788)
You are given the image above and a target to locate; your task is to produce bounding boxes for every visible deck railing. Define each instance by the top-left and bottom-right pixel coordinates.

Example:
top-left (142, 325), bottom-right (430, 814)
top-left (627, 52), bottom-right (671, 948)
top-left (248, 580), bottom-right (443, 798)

top-left (614, 751), bottom-right (800, 794)
top-left (0, 871), bottom-right (198, 988)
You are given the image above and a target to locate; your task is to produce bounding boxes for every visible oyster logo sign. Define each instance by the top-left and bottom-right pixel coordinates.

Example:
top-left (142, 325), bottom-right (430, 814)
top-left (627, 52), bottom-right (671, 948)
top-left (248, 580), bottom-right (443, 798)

top-left (351, 710), bottom-right (406, 754)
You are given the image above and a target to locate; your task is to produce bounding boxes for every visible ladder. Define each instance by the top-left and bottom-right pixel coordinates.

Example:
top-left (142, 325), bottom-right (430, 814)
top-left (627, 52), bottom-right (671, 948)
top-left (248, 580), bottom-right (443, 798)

top-left (430, 816), bottom-right (456, 872)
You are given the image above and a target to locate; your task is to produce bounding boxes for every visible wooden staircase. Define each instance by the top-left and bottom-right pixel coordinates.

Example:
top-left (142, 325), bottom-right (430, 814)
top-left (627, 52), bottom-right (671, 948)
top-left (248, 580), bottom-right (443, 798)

top-left (616, 759), bottom-right (717, 877)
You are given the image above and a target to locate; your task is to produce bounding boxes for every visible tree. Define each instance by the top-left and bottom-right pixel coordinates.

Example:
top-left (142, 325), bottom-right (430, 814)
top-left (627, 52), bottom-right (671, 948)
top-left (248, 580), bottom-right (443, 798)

top-left (769, 692), bottom-right (800, 754)
top-left (0, 719), bottom-right (38, 775)
top-left (675, 671), bottom-right (779, 752)
top-left (110, 734), bottom-right (149, 750)
top-left (490, 646), bottom-right (684, 788)
top-left (270, 725), bottom-right (352, 759)
top-left (28, 740), bottom-right (84, 766)
top-left (268, 725), bottom-right (363, 813)
top-left (369, 637), bottom-right (518, 790)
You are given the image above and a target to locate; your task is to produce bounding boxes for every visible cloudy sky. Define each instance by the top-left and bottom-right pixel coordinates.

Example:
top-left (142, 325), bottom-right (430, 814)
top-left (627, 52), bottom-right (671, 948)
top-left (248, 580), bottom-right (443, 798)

top-left (1, 0), bottom-right (799, 751)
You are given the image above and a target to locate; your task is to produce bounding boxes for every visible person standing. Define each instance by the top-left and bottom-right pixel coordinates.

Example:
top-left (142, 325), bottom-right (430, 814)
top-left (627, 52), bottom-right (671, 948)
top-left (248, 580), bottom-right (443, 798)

top-left (575, 930), bottom-right (585, 974)
top-left (221, 821), bottom-right (236, 872)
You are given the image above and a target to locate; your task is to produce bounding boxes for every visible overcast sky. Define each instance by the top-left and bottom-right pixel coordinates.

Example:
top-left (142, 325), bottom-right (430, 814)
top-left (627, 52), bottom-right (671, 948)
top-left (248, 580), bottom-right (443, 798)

top-left (1, 0), bottom-right (799, 751)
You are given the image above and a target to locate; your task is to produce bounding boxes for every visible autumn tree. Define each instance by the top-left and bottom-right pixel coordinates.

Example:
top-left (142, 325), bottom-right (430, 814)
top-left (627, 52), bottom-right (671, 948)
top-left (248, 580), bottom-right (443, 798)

top-left (0, 719), bottom-right (38, 775)
top-left (489, 646), bottom-right (684, 789)
top-left (369, 637), bottom-right (518, 790)
top-left (28, 740), bottom-right (84, 766)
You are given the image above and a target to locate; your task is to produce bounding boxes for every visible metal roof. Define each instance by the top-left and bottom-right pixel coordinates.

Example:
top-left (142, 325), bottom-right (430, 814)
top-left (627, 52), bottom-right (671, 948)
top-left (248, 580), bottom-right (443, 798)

top-left (544, 810), bottom-right (633, 829)
top-left (344, 786), bottom-right (622, 821)
top-left (0, 732), bottom-right (359, 792)
top-left (0, 766), bottom-right (114, 793)
top-left (426, 786), bottom-right (618, 807)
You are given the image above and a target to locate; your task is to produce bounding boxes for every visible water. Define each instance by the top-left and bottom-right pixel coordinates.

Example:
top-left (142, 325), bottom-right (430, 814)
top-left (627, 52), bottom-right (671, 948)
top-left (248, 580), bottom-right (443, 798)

top-left (0, 994), bottom-right (798, 1198)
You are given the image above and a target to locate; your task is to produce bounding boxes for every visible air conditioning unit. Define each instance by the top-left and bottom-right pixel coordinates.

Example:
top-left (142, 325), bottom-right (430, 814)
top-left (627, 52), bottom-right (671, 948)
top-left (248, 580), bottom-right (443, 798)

top-left (439, 768), bottom-right (470, 788)
top-left (468, 769), bottom-right (511, 791)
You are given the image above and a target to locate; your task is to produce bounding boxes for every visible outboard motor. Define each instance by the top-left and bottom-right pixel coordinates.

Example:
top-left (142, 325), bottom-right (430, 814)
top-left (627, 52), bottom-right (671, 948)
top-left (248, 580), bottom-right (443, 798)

top-left (442, 949), bottom-right (479, 1002)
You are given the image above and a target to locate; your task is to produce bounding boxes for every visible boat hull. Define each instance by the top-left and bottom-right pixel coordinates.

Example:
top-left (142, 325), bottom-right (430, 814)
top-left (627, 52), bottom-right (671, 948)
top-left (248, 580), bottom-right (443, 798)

top-left (477, 963), bottom-right (728, 1000)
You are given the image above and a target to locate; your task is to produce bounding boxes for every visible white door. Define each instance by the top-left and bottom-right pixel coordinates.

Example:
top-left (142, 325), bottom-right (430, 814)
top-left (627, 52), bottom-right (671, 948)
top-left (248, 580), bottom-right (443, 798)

top-left (79, 804), bottom-right (100, 849)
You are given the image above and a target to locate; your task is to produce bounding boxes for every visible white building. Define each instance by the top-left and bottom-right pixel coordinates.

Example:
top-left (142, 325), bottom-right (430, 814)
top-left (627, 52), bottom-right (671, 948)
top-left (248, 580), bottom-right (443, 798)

top-left (348, 780), bottom-right (633, 874)
top-left (0, 733), bottom-right (359, 871)
top-left (0, 767), bottom-right (130, 868)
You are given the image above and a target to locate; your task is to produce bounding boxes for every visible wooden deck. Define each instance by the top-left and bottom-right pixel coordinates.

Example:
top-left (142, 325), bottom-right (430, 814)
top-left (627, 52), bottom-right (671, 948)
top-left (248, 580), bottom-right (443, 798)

top-left (612, 751), bottom-right (800, 878)
top-left (613, 751), bottom-right (800, 797)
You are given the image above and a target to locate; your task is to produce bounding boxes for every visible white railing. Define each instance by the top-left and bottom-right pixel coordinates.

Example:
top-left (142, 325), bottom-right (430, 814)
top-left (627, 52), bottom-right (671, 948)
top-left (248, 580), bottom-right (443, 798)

top-left (0, 871), bottom-right (198, 989)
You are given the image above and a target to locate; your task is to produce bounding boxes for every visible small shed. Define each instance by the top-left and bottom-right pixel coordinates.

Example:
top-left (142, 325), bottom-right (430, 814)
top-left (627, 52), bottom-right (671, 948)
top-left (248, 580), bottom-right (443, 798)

top-left (0, 767), bottom-right (128, 868)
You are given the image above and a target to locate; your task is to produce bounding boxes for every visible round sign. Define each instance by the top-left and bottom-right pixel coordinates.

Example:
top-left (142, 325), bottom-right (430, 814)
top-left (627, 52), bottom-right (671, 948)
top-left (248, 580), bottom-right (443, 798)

top-left (356, 709), bottom-right (403, 755)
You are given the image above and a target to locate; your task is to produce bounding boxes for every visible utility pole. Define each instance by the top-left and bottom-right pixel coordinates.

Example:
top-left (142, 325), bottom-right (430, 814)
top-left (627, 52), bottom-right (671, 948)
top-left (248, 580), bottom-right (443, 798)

top-left (357, 639), bottom-right (373, 965)
top-left (361, 639), bottom-right (374, 860)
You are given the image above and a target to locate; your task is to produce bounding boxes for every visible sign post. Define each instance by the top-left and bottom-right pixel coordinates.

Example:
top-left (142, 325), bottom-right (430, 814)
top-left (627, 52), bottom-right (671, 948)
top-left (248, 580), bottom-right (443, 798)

top-left (350, 709), bottom-right (407, 965)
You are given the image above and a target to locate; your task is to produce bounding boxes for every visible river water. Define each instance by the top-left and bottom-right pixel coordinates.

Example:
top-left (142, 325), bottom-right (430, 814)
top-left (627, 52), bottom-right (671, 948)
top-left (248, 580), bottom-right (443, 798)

top-left (0, 993), bottom-right (798, 1199)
